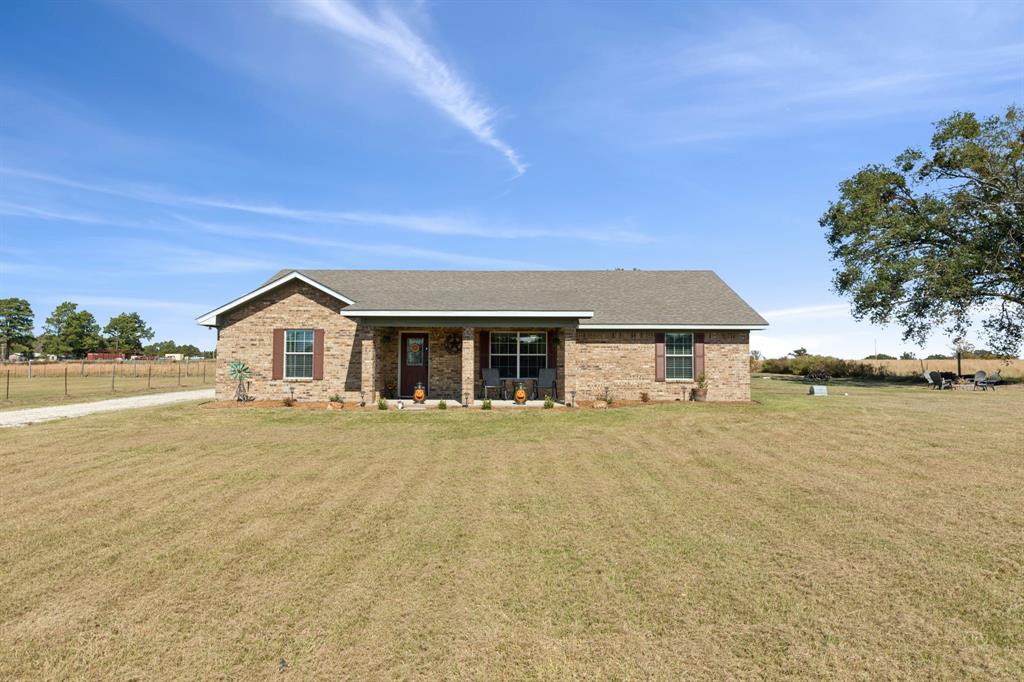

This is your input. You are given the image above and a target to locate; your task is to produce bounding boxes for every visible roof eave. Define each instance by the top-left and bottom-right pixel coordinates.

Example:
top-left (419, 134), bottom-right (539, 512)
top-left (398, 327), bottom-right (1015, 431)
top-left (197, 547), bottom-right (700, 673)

top-left (195, 271), bottom-right (355, 327)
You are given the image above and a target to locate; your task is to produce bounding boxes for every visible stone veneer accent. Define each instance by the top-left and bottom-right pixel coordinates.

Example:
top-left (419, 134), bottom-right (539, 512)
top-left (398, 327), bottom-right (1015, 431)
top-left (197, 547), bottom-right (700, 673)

top-left (215, 282), bottom-right (750, 402)
top-left (573, 329), bottom-right (750, 402)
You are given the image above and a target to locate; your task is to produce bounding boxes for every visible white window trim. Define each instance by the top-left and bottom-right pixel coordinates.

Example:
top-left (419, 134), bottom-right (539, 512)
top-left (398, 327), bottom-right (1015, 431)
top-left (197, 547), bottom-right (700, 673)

top-left (284, 329), bottom-right (315, 380)
top-left (490, 331), bottom-right (548, 380)
top-left (665, 332), bottom-right (694, 382)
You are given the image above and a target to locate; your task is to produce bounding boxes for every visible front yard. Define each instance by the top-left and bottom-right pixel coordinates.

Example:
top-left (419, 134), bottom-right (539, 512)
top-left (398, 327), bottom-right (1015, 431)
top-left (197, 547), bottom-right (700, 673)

top-left (1, 379), bottom-right (1021, 679)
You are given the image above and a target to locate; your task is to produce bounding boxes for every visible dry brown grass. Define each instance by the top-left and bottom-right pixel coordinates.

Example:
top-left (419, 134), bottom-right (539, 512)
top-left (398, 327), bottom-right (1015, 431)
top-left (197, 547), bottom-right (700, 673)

top-left (1, 379), bottom-right (1022, 679)
top-left (865, 357), bottom-right (1024, 378)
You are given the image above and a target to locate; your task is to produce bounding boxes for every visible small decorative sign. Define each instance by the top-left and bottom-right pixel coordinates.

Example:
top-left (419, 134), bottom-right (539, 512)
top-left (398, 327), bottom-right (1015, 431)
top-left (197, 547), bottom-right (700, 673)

top-left (808, 385), bottom-right (828, 396)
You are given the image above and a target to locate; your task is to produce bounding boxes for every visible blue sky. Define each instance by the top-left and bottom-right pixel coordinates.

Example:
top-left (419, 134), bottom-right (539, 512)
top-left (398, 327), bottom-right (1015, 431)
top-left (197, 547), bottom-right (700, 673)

top-left (1, 0), bottom-right (1022, 356)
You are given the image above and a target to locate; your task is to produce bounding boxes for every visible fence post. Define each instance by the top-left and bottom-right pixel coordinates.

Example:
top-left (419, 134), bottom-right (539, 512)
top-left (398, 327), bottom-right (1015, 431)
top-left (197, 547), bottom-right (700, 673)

top-left (5, 370), bottom-right (9, 400)
top-left (148, 363), bottom-right (152, 389)
top-left (28, 360), bottom-right (32, 379)
top-left (111, 362), bottom-right (116, 392)
top-left (64, 366), bottom-right (69, 397)
top-left (177, 362), bottom-right (182, 386)
top-left (203, 362), bottom-right (207, 384)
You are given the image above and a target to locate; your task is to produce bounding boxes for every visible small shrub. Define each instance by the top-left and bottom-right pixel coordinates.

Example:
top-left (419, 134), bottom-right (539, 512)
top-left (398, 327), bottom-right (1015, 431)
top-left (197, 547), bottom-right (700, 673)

top-left (639, 391), bottom-right (650, 403)
top-left (329, 393), bottom-right (344, 403)
top-left (282, 396), bottom-right (295, 407)
top-left (603, 386), bottom-right (614, 405)
top-left (377, 397), bottom-right (388, 411)
top-left (695, 372), bottom-right (708, 390)
top-left (481, 399), bottom-right (492, 410)
top-left (437, 399), bottom-right (447, 410)
top-left (543, 395), bottom-right (554, 409)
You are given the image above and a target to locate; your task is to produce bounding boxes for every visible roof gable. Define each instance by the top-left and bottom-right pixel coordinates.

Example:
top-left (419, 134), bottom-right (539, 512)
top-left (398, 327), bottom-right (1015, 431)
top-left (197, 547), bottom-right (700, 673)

top-left (196, 271), bottom-right (353, 327)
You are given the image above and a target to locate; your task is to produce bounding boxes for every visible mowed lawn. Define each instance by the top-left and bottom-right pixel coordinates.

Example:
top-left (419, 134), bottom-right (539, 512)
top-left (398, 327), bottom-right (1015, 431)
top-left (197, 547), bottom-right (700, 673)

top-left (1, 380), bottom-right (1022, 679)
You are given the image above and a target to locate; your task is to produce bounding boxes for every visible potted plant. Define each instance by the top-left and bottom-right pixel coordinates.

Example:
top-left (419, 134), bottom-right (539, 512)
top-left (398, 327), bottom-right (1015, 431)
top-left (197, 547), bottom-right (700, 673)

top-left (691, 372), bottom-right (708, 401)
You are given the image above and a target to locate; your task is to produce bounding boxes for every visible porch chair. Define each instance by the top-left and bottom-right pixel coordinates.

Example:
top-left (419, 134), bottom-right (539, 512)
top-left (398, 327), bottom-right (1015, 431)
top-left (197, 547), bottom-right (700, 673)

top-left (481, 368), bottom-right (504, 400)
top-left (922, 371), bottom-right (934, 388)
top-left (987, 371), bottom-right (1002, 390)
top-left (929, 371), bottom-right (952, 390)
top-left (536, 368), bottom-right (557, 400)
top-left (973, 370), bottom-right (988, 391)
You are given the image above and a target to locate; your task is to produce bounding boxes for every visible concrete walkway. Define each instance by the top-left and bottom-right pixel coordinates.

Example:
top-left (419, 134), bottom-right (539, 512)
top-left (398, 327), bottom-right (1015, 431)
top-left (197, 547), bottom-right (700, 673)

top-left (0, 389), bottom-right (215, 428)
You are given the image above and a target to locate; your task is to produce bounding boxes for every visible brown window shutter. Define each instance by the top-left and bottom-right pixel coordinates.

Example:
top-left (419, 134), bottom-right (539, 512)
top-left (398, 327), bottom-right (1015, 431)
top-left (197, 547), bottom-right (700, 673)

top-left (694, 332), bottom-right (705, 379)
top-left (313, 329), bottom-right (325, 380)
top-left (654, 332), bottom-right (665, 382)
top-left (272, 329), bottom-right (284, 380)
top-left (547, 330), bottom-right (557, 369)
top-left (479, 330), bottom-right (490, 370)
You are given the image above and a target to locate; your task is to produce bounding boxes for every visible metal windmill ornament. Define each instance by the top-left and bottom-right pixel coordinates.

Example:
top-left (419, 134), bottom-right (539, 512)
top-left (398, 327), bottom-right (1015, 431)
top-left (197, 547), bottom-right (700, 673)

top-left (227, 360), bottom-right (253, 401)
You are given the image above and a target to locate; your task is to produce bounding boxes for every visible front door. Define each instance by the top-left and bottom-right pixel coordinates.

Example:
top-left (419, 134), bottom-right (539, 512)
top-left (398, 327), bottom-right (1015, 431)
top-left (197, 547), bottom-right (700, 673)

top-left (400, 333), bottom-right (428, 397)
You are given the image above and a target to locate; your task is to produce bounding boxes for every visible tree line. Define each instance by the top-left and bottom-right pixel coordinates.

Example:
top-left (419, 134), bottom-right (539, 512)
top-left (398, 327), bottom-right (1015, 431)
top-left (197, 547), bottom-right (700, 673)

top-left (0, 298), bottom-right (211, 360)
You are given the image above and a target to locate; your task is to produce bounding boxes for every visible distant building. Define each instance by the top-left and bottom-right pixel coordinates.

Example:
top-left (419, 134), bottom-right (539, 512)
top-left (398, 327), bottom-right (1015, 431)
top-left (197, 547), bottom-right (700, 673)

top-left (164, 353), bottom-right (185, 362)
top-left (86, 352), bottom-right (125, 361)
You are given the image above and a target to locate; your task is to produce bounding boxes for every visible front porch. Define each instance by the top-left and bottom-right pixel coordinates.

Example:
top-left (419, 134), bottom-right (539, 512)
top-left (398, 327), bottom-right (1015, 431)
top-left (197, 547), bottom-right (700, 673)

top-left (360, 326), bottom-right (577, 407)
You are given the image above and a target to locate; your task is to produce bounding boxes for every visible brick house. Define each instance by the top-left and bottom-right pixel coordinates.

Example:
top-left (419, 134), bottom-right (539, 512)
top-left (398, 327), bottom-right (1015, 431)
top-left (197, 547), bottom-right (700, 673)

top-left (198, 270), bottom-right (767, 404)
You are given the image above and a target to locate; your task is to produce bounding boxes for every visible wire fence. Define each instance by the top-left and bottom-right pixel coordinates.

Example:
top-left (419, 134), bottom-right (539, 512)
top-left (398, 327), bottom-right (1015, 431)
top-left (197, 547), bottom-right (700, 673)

top-left (0, 360), bottom-right (216, 409)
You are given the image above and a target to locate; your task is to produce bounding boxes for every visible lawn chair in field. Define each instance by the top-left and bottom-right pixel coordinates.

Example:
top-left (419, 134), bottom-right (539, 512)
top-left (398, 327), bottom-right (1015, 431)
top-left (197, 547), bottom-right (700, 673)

top-left (987, 371), bottom-right (1002, 390)
top-left (481, 368), bottom-right (504, 400)
top-left (929, 371), bottom-right (952, 390)
top-left (973, 370), bottom-right (988, 391)
top-left (535, 368), bottom-right (557, 400)
top-left (923, 371), bottom-right (935, 388)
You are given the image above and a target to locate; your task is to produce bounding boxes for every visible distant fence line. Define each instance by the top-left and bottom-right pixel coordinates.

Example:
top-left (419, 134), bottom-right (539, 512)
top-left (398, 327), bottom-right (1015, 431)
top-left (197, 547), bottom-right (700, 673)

top-left (0, 359), bottom-right (216, 379)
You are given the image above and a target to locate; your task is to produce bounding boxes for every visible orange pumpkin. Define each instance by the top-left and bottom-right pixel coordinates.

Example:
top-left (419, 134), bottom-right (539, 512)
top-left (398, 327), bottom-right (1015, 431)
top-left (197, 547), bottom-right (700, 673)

top-left (413, 386), bottom-right (426, 403)
top-left (514, 387), bottom-right (527, 403)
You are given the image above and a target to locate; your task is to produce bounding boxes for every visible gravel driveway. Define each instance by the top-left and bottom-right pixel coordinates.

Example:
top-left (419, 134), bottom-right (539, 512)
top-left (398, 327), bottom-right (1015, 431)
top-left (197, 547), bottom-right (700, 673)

top-left (0, 389), bottom-right (215, 428)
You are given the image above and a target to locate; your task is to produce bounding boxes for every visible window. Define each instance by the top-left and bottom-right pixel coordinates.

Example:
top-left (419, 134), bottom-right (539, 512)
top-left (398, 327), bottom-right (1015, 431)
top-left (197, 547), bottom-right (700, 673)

top-left (665, 332), bottom-right (693, 380)
top-left (284, 329), bottom-right (314, 379)
top-left (490, 332), bottom-right (547, 379)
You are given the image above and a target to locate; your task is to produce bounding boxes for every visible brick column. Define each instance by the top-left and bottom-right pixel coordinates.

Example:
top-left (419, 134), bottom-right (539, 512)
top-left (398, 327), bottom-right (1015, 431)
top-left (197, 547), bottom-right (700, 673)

top-left (561, 327), bottom-right (577, 404)
top-left (360, 330), bottom-right (376, 404)
top-left (461, 327), bottom-right (475, 405)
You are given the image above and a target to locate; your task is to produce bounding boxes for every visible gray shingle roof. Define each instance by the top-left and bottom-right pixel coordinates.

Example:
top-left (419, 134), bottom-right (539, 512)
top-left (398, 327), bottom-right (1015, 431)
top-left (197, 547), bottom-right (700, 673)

top-left (261, 270), bottom-right (767, 327)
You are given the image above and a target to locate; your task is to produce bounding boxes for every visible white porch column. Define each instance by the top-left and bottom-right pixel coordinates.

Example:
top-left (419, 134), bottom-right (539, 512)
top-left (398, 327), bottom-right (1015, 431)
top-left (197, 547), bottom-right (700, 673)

top-left (461, 327), bottom-right (475, 405)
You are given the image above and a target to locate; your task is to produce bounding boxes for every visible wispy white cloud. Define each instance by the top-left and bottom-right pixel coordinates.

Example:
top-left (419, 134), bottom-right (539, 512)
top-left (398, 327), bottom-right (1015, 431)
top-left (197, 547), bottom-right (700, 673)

top-left (762, 303), bottom-right (849, 320)
top-left (283, 0), bottom-right (525, 175)
top-left (48, 295), bottom-right (204, 313)
top-left (178, 217), bottom-right (541, 268)
top-left (2, 167), bottom-right (650, 243)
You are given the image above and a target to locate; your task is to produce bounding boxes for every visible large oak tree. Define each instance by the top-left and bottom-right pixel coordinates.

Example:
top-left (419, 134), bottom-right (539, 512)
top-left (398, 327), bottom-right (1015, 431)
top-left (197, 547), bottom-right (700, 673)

top-left (821, 107), bottom-right (1023, 355)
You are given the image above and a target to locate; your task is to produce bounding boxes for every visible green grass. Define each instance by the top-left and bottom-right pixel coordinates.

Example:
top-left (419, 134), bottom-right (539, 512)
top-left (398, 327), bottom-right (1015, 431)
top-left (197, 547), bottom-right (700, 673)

top-left (1, 379), bottom-right (1022, 679)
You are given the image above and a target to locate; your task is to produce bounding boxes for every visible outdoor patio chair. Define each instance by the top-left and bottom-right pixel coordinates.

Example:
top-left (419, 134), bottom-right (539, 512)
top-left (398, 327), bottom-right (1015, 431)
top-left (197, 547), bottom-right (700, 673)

top-left (973, 370), bottom-right (988, 391)
top-left (923, 371), bottom-right (934, 388)
top-left (987, 371), bottom-right (1002, 390)
top-left (536, 368), bottom-right (557, 400)
top-left (929, 371), bottom-right (952, 390)
top-left (481, 368), bottom-right (504, 400)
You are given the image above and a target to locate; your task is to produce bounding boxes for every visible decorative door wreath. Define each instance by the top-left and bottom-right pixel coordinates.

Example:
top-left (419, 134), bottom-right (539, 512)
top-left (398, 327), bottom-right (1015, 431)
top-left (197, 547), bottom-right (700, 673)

top-left (443, 333), bottom-right (462, 354)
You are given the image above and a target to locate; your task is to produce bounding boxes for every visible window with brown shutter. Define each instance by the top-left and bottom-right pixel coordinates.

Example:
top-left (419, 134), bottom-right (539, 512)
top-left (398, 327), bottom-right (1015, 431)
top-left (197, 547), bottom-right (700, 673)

top-left (272, 328), bottom-right (284, 380)
top-left (313, 329), bottom-right (325, 380)
top-left (693, 332), bottom-right (705, 379)
top-left (655, 332), bottom-right (665, 381)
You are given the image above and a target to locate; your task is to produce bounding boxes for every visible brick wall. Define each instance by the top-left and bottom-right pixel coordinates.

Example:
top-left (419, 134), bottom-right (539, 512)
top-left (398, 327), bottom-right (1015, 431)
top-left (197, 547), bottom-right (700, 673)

top-left (215, 280), bottom-right (369, 402)
top-left (573, 330), bottom-right (750, 402)
top-left (216, 286), bottom-right (751, 403)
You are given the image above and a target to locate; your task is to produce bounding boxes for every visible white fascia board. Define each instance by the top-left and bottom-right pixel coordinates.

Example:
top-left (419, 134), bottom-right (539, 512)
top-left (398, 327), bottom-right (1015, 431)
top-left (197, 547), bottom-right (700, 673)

top-left (580, 323), bottom-right (769, 330)
top-left (343, 310), bottom-right (595, 318)
top-left (196, 271), bottom-right (355, 327)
